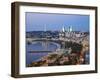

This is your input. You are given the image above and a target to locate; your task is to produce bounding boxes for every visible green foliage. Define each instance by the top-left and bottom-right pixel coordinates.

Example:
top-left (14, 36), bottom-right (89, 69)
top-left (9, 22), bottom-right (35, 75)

top-left (65, 41), bottom-right (82, 53)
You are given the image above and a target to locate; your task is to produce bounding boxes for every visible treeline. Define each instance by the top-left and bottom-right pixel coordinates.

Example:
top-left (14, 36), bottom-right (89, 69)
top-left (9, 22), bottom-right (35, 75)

top-left (64, 41), bottom-right (83, 53)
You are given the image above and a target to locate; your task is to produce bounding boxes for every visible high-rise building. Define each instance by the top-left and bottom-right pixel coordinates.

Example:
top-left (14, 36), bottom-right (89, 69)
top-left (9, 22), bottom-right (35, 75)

top-left (62, 26), bottom-right (65, 32)
top-left (69, 26), bottom-right (73, 32)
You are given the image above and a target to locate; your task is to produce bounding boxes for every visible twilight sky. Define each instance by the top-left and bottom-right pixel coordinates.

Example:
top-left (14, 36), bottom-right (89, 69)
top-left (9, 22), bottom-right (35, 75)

top-left (26, 12), bottom-right (89, 32)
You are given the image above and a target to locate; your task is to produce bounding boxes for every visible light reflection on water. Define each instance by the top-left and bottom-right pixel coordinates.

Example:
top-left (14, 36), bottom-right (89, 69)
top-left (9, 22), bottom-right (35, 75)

top-left (26, 41), bottom-right (61, 65)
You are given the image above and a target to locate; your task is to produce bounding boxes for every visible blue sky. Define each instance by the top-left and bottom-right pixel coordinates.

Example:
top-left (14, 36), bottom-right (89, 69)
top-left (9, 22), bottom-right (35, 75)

top-left (26, 12), bottom-right (89, 32)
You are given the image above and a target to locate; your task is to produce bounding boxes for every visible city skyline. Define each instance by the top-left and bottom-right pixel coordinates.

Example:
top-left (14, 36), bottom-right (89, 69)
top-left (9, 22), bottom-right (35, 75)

top-left (26, 12), bottom-right (89, 32)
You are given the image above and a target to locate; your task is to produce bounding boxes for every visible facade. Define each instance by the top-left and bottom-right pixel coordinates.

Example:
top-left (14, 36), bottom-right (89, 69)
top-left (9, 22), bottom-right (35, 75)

top-left (59, 26), bottom-right (89, 44)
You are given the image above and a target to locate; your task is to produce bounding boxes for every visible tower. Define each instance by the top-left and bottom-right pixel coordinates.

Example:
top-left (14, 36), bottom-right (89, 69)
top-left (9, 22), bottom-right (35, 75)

top-left (62, 26), bottom-right (65, 32)
top-left (69, 26), bottom-right (73, 32)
